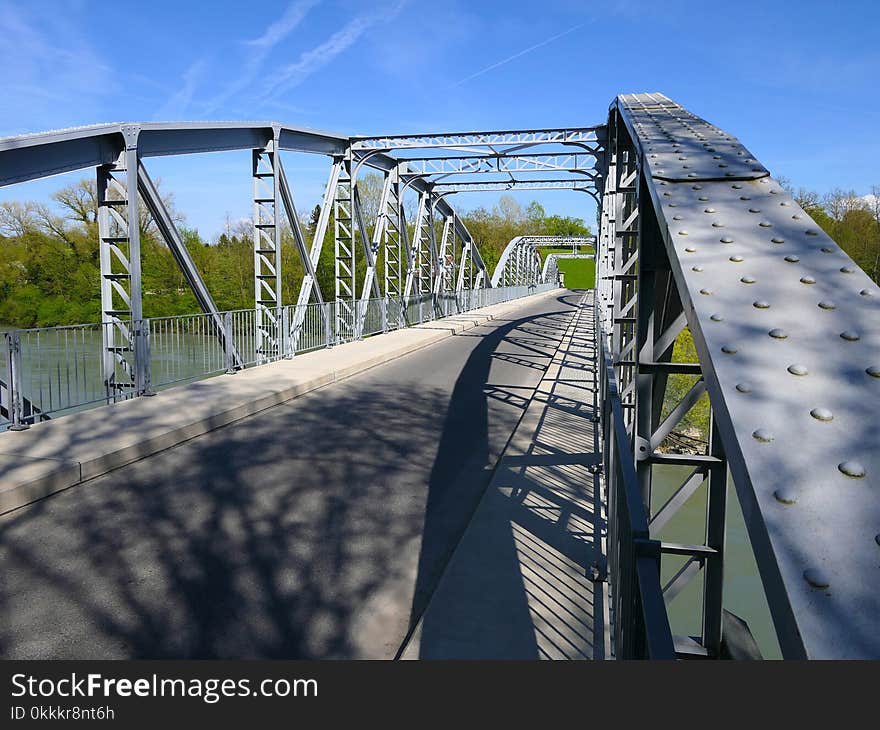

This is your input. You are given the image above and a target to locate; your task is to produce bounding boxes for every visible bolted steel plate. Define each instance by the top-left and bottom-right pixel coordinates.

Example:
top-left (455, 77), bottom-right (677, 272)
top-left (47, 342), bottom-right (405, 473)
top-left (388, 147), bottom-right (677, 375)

top-left (620, 94), bottom-right (880, 658)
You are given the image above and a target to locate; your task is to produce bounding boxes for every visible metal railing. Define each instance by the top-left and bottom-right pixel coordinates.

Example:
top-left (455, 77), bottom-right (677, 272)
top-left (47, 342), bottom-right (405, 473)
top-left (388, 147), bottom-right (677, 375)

top-left (596, 302), bottom-right (676, 660)
top-left (1, 283), bottom-right (555, 429)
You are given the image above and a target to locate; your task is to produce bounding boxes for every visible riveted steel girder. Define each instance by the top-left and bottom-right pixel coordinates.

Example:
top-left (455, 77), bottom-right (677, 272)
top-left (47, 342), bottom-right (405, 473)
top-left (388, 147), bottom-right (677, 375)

top-left (612, 92), bottom-right (880, 659)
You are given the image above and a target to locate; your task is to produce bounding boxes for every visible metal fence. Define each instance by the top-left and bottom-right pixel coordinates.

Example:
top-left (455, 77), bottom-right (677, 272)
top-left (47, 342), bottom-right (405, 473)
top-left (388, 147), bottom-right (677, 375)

top-left (1, 283), bottom-right (554, 428)
top-left (595, 300), bottom-right (676, 660)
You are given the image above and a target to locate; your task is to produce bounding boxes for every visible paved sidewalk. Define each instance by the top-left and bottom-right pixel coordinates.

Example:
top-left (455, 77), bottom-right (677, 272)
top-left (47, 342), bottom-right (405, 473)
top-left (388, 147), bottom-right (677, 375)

top-left (401, 292), bottom-right (607, 659)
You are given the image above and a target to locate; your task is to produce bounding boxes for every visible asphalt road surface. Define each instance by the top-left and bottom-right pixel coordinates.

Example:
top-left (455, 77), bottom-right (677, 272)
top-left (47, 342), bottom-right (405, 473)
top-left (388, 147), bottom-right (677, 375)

top-left (0, 291), bottom-right (580, 659)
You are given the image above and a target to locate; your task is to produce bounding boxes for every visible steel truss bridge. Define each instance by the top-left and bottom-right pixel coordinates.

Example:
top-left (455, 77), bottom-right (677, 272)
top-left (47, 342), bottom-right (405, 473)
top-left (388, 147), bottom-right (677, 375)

top-left (0, 93), bottom-right (877, 660)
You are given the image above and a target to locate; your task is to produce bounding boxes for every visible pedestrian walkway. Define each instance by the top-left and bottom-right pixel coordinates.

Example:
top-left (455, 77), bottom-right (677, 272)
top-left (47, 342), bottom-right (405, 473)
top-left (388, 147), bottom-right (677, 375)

top-left (401, 292), bottom-right (607, 659)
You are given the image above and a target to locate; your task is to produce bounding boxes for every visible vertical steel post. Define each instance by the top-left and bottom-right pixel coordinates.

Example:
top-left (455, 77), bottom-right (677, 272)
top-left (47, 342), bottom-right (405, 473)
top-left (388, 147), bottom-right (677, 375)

top-left (334, 152), bottom-right (356, 342)
top-left (253, 138), bottom-right (282, 363)
top-left (5, 331), bottom-right (28, 430)
top-left (703, 417), bottom-right (728, 653)
top-left (224, 312), bottom-right (235, 374)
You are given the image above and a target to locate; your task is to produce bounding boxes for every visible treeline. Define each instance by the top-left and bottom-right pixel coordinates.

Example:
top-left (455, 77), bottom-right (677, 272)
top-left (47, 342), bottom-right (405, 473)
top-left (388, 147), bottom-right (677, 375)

top-left (2, 174), bottom-right (877, 329)
top-left (783, 182), bottom-right (880, 281)
top-left (0, 175), bottom-right (589, 328)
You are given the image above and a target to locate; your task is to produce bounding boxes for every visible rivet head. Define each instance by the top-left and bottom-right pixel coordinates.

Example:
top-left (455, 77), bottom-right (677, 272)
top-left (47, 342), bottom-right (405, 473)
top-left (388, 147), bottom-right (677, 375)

top-left (758, 221), bottom-right (772, 228)
top-left (800, 276), bottom-right (816, 284)
top-left (739, 195), bottom-right (751, 201)
top-left (838, 461), bottom-right (866, 478)
top-left (768, 328), bottom-right (788, 339)
top-left (720, 236), bottom-right (734, 244)
top-left (860, 289), bottom-right (874, 296)
top-left (698, 196), bottom-right (709, 201)
top-left (700, 288), bottom-right (712, 295)
top-left (875, 534), bottom-right (880, 547)
top-left (692, 184), bottom-right (703, 190)
top-left (788, 363), bottom-right (808, 376)
top-left (806, 230), bottom-right (818, 236)
top-left (810, 407), bottom-right (833, 422)
top-left (770, 237), bottom-right (785, 244)
top-left (803, 569), bottom-right (830, 589)
top-left (673, 214), bottom-right (684, 220)
top-left (774, 487), bottom-right (798, 505)
top-left (821, 247), bottom-right (833, 253)
top-left (840, 330), bottom-right (860, 341)
top-left (711, 221), bottom-right (724, 228)
top-left (710, 313), bottom-right (724, 322)
top-left (840, 266), bottom-right (855, 274)
top-left (685, 246), bottom-right (696, 253)
top-left (784, 255), bottom-right (800, 263)
top-left (867, 366), bottom-right (880, 378)
top-left (817, 300), bottom-right (836, 310)
top-left (730, 255), bottom-right (744, 262)
top-left (752, 428), bottom-right (774, 443)
top-left (748, 208), bottom-right (761, 213)
top-left (731, 183), bottom-right (742, 189)
top-left (753, 300), bottom-right (770, 309)
top-left (740, 275), bottom-right (755, 284)
top-left (704, 208), bottom-right (716, 213)
top-left (721, 344), bottom-right (737, 354)
top-left (691, 265), bottom-right (703, 272)
top-left (678, 230), bottom-right (689, 236)
top-left (735, 382), bottom-right (752, 393)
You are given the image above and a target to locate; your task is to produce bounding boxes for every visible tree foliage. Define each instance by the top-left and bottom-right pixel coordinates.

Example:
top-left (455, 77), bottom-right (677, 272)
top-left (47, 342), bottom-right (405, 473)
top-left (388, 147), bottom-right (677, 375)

top-left (0, 178), bottom-right (592, 328)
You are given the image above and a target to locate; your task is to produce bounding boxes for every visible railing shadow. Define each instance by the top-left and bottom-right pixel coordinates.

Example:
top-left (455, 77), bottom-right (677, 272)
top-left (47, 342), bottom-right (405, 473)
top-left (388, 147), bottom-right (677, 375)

top-left (409, 291), bottom-right (605, 659)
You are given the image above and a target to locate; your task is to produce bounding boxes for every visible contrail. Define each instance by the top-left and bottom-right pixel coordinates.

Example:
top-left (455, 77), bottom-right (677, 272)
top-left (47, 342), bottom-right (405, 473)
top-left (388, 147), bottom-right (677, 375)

top-left (451, 23), bottom-right (584, 88)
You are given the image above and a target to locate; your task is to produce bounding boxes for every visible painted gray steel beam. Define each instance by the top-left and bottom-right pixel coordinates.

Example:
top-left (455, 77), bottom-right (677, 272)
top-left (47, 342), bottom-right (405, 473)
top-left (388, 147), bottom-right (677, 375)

top-left (616, 92), bottom-right (880, 659)
top-left (433, 179), bottom-right (598, 193)
top-left (0, 122), bottom-right (348, 188)
top-left (137, 160), bottom-right (243, 370)
top-left (350, 126), bottom-right (604, 150)
top-left (387, 152), bottom-right (599, 177)
top-left (278, 160), bottom-right (323, 306)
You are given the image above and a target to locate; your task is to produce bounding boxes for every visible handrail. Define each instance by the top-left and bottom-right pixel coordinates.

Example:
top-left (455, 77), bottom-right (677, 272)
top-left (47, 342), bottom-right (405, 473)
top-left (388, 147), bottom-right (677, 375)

top-left (0, 284), bottom-right (554, 430)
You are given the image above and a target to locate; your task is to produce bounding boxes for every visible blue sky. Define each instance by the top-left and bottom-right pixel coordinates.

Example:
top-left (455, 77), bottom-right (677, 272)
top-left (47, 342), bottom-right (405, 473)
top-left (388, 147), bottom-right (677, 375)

top-left (2, 0), bottom-right (878, 238)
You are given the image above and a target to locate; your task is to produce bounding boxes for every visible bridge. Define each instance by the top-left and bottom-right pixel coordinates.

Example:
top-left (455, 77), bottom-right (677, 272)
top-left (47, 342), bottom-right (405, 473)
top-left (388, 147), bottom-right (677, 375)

top-left (0, 94), bottom-right (877, 660)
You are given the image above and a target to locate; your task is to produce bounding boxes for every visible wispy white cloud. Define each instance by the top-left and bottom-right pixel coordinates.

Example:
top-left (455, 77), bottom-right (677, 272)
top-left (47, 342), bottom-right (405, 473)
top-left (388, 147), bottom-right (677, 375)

top-left (162, 0), bottom-right (321, 118)
top-left (155, 58), bottom-right (211, 119)
top-left (257, 1), bottom-right (408, 104)
top-left (451, 23), bottom-right (584, 88)
top-left (205, 0), bottom-right (321, 113)
top-left (247, 0), bottom-right (320, 50)
top-left (0, 1), bottom-right (117, 132)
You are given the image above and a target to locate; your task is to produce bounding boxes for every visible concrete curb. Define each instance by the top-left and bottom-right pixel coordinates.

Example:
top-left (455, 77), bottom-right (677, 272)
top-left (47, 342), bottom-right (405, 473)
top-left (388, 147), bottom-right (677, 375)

top-left (0, 289), bottom-right (564, 515)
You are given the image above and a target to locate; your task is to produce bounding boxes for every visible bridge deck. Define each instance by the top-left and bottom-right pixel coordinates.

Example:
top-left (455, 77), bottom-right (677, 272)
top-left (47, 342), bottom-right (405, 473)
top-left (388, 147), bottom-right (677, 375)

top-left (402, 292), bottom-right (606, 659)
top-left (0, 290), bottom-right (597, 659)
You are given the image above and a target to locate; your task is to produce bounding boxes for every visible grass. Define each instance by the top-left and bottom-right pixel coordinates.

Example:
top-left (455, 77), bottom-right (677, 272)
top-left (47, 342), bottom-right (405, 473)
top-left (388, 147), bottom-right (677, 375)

top-left (555, 257), bottom-right (595, 289)
top-left (537, 245), bottom-right (595, 257)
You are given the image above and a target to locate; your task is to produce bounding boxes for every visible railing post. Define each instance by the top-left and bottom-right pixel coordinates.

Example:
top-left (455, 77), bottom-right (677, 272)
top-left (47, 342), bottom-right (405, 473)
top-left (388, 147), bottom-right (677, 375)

top-left (224, 312), bottom-right (236, 374)
top-left (325, 303), bottom-right (333, 348)
top-left (281, 306), bottom-right (292, 359)
top-left (135, 319), bottom-right (154, 396)
top-left (5, 331), bottom-right (29, 430)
